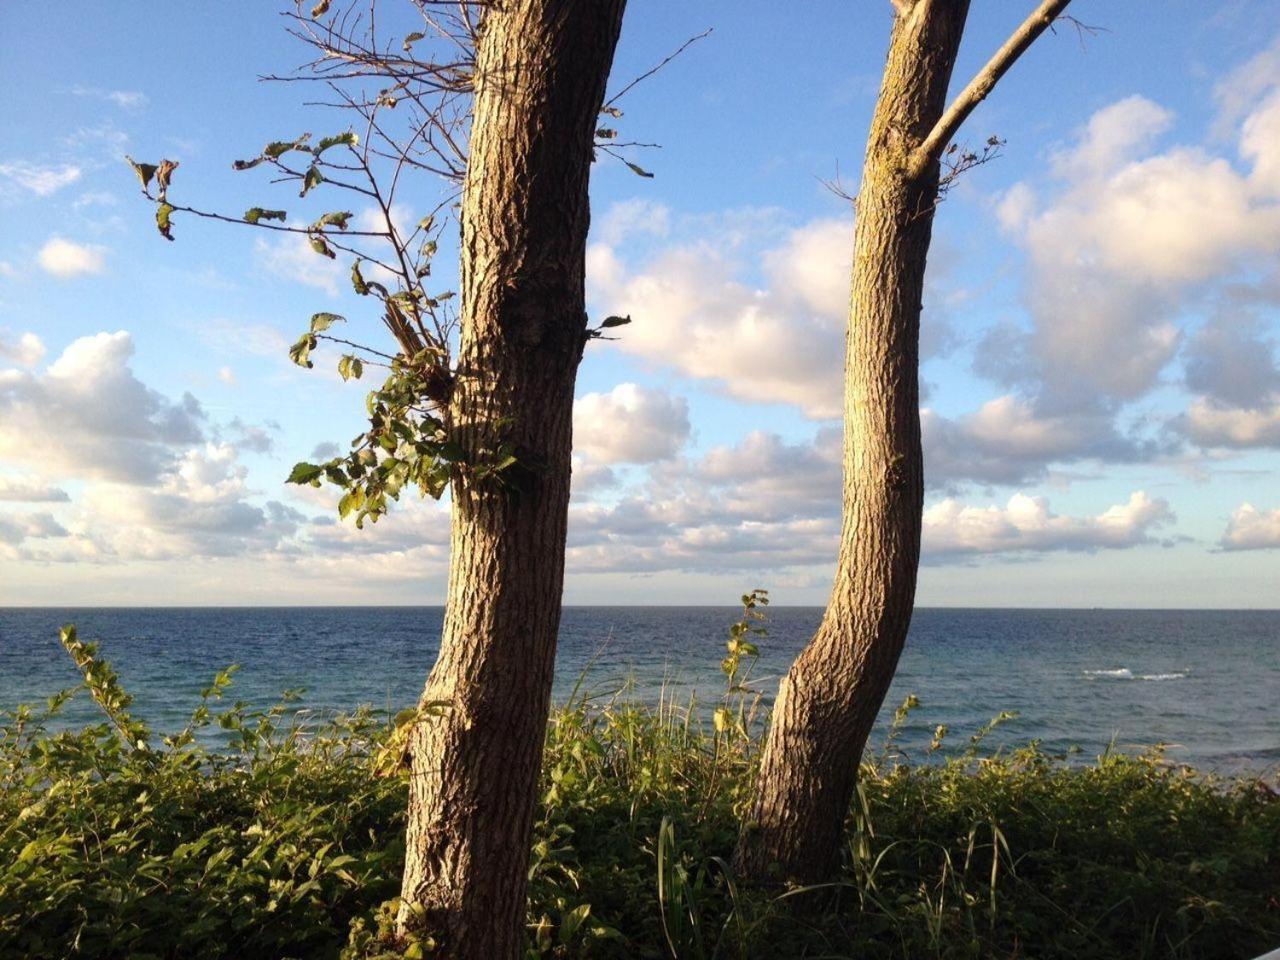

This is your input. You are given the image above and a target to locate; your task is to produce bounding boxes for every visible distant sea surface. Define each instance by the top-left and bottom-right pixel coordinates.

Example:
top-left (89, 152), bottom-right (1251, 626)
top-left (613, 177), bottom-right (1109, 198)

top-left (1, 607), bottom-right (1277, 772)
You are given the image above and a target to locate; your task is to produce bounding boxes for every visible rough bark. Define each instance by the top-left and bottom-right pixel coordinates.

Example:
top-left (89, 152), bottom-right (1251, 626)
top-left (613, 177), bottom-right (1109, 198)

top-left (736, 0), bottom-right (971, 884)
top-left (396, 2), bottom-right (625, 956)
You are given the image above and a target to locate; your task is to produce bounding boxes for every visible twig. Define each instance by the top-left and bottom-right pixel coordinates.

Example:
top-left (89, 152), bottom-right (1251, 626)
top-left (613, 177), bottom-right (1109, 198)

top-left (603, 28), bottom-right (712, 110)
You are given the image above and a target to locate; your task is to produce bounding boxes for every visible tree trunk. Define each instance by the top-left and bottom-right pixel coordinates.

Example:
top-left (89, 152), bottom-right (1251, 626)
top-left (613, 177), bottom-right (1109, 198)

top-left (396, 2), bottom-right (625, 955)
top-left (736, 0), bottom-right (971, 884)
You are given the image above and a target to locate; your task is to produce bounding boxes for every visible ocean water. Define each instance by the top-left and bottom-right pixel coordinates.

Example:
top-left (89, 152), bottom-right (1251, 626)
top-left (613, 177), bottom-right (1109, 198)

top-left (1, 607), bottom-right (1277, 771)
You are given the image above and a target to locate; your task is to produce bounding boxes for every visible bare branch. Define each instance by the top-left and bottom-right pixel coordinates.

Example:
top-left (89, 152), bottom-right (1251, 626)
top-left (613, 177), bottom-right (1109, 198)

top-left (603, 28), bottom-right (712, 111)
top-left (907, 0), bottom-right (1073, 180)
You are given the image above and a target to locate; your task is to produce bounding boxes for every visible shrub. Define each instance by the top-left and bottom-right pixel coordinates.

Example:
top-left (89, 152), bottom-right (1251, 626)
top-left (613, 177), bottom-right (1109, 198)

top-left (0, 620), bottom-right (1276, 959)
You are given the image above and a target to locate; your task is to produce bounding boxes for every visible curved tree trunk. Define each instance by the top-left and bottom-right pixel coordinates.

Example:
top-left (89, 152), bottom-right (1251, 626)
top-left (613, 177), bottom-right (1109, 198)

top-left (396, 2), bottom-right (625, 956)
top-left (736, 0), bottom-right (971, 884)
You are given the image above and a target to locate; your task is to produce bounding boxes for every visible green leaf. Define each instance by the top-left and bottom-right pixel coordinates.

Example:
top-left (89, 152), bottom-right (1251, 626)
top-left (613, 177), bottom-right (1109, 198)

top-left (337, 355), bottom-right (363, 381)
top-left (264, 136), bottom-right (310, 159)
top-left (351, 260), bottom-right (368, 295)
top-left (402, 31), bottom-right (425, 52)
top-left (155, 202), bottom-right (175, 241)
top-left (232, 157), bottom-right (263, 171)
top-left (287, 462), bottom-right (323, 484)
top-left (125, 156), bottom-right (157, 192)
top-left (314, 211), bottom-right (352, 230)
top-left (438, 440), bottom-right (466, 463)
top-left (560, 903), bottom-right (592, 944)
top-left (600, 105), bottom-right (623, 118)
top-left (624, 161), bottom-right (655, 179)
top-left (300, 166), bottom-right (323, 197)
top-left (600, 314), bottom-right (631, 328)
top-left (309, 235), bottom-right (335, 259)
top-left (337, 491), bottom-right (356, 519)
top-left (244, 207), bottom-right (287, 225)
top-left (310, 312), bottom-right (344, 334)
top-left (289, 333), bottom-right (317, 368)
top-left (315, 131), bottom-right (358, 154)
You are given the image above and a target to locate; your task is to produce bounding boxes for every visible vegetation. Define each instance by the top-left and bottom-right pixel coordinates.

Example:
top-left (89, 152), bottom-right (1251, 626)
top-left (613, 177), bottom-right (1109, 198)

top-left (1, 619), bottom-right (1276, 960)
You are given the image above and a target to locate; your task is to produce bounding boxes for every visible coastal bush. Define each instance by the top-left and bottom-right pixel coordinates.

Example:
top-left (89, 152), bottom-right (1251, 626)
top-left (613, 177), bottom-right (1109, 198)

top-left (0, 622), bottom-right (1276, 959)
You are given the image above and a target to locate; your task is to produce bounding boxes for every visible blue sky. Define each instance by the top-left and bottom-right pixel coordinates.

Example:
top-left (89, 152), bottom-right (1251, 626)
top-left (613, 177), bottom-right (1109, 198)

top-left (1, 1), bottom-right (1279, 606)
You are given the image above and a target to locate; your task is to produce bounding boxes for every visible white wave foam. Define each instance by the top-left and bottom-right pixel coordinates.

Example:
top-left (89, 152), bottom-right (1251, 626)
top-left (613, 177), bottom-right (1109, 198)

top-left (1082, 667), bottom-right (1188, 681)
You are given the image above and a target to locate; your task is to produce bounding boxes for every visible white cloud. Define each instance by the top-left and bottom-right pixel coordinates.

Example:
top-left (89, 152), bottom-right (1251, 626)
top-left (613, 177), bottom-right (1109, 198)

top-left (0, 331), bottom-right (45, 368)
top-left (0, 512), bottom-right (68, 556)
top-left (196, 318), bottom-right (291, 359)
top-left (0, 476), bottom-right (69, 502)
top-left (1182, 398), bottom-right (1280, 448)
top-left (573, 383), bottom-right (690, 464)
top-left (1048, 96), bottom-right (1174, 182)
top-left (79, 444), bottom-right (294, 560)
top-left (255, 231), bottom-right (342, 294)
top-left (0, 161), bottom-right (82, 197)
top-left (1220, 502), bottom-right (1280, 550)
top-left (991, 85), bottom-right (1280, 407)
top-left (590, 215), bottom-right (849, 418)
top-left (922, 396), bottom-right (1159, 488)
top-left (566, 429), bottom-right (842, 575)
top-left (217, 366), bottom-right (236, 385)
top-left (69, 85), bottom-right (149, 110)
top-left (923, 491), bottom-right (1175, 557)
top-left (595, 198), bottom-right (670, 246)
top-left (0, 331), bottom-right (204, 483)
top-left (38, 237), bottom-right (106, 278)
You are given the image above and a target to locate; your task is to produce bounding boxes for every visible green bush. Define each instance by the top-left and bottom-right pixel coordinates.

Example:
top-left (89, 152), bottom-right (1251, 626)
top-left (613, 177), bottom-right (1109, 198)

top-left (0, 621), bottom-right (1276, 959)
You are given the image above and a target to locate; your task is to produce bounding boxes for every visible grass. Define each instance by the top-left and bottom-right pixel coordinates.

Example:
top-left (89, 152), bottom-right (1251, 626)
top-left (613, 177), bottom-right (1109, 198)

top-left (0, 619), bottom-right (1276, 959)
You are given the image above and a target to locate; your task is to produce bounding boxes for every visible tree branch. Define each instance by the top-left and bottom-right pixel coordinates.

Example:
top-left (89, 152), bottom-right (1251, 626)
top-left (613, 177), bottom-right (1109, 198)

top-left (906, 0), bottom-right (1072, 180)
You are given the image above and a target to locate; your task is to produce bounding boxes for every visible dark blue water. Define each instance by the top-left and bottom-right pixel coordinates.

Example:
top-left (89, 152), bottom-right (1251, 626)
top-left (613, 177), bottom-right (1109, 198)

top-left (1, 608), bottom-right (1277, 771)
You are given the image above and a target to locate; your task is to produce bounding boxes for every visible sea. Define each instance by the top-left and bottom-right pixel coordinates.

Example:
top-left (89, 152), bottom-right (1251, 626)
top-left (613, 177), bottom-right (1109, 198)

top-left (1, 607), bottom-right (1277, 772)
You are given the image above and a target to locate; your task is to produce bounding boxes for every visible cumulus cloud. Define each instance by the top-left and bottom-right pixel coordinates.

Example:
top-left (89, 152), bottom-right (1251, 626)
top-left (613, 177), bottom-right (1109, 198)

top-left (567, 429), bottom-right (841, 575)
top-left (922, 396), bottom-right (1162, 488)
top-left (0, 161), bottom-right (82, 197)
top-left (0, 511), bottom-right (68, 556)
top-left (990, 88), bottom-right (1280, 408)
top-left (0, 331), bottom-right (204, 483)
top-left (589, 209), bottom-right (966, 421)
top-left (1220, 502), bottom-right (1280, 550)
top-left (573, 383), bottom-right (690, 464)
top-left (565, 423), bottom-right (1178, 577)
top-left (589, 218), bottom-right (848, 418)
top-left (1176, 313), bottom-right (1280, 450)
top-left (0, 331), bottom-right (45, 368)
top-left (923, 491), bottom-right (1175, 558)
top-left (0, 476), bottom-right (69, 502)
top-left (80, 443), bottom-right (298, 560)
top-left (38, 237), bottom-right (106, 278)
top-left (1182, 399), bottom-right (1280, 448)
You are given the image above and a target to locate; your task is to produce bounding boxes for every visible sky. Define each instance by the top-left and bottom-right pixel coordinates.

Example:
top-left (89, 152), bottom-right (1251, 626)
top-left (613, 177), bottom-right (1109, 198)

top-left (1, 1), bottom-right (1279, 607)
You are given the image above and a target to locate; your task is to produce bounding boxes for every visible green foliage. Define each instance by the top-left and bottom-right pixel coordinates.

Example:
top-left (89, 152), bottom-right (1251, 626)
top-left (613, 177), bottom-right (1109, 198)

top-left (3, 626), bottom-right (1276, 960)
top-left (155, 201), bottom-right (175, 241)
top-left (244, 207), bottom-right (287, 224)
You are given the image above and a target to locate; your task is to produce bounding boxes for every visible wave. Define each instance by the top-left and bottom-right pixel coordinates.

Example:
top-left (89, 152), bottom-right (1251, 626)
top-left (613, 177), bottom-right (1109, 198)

top-left (1083, 668), bottom-right (1188, 681)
